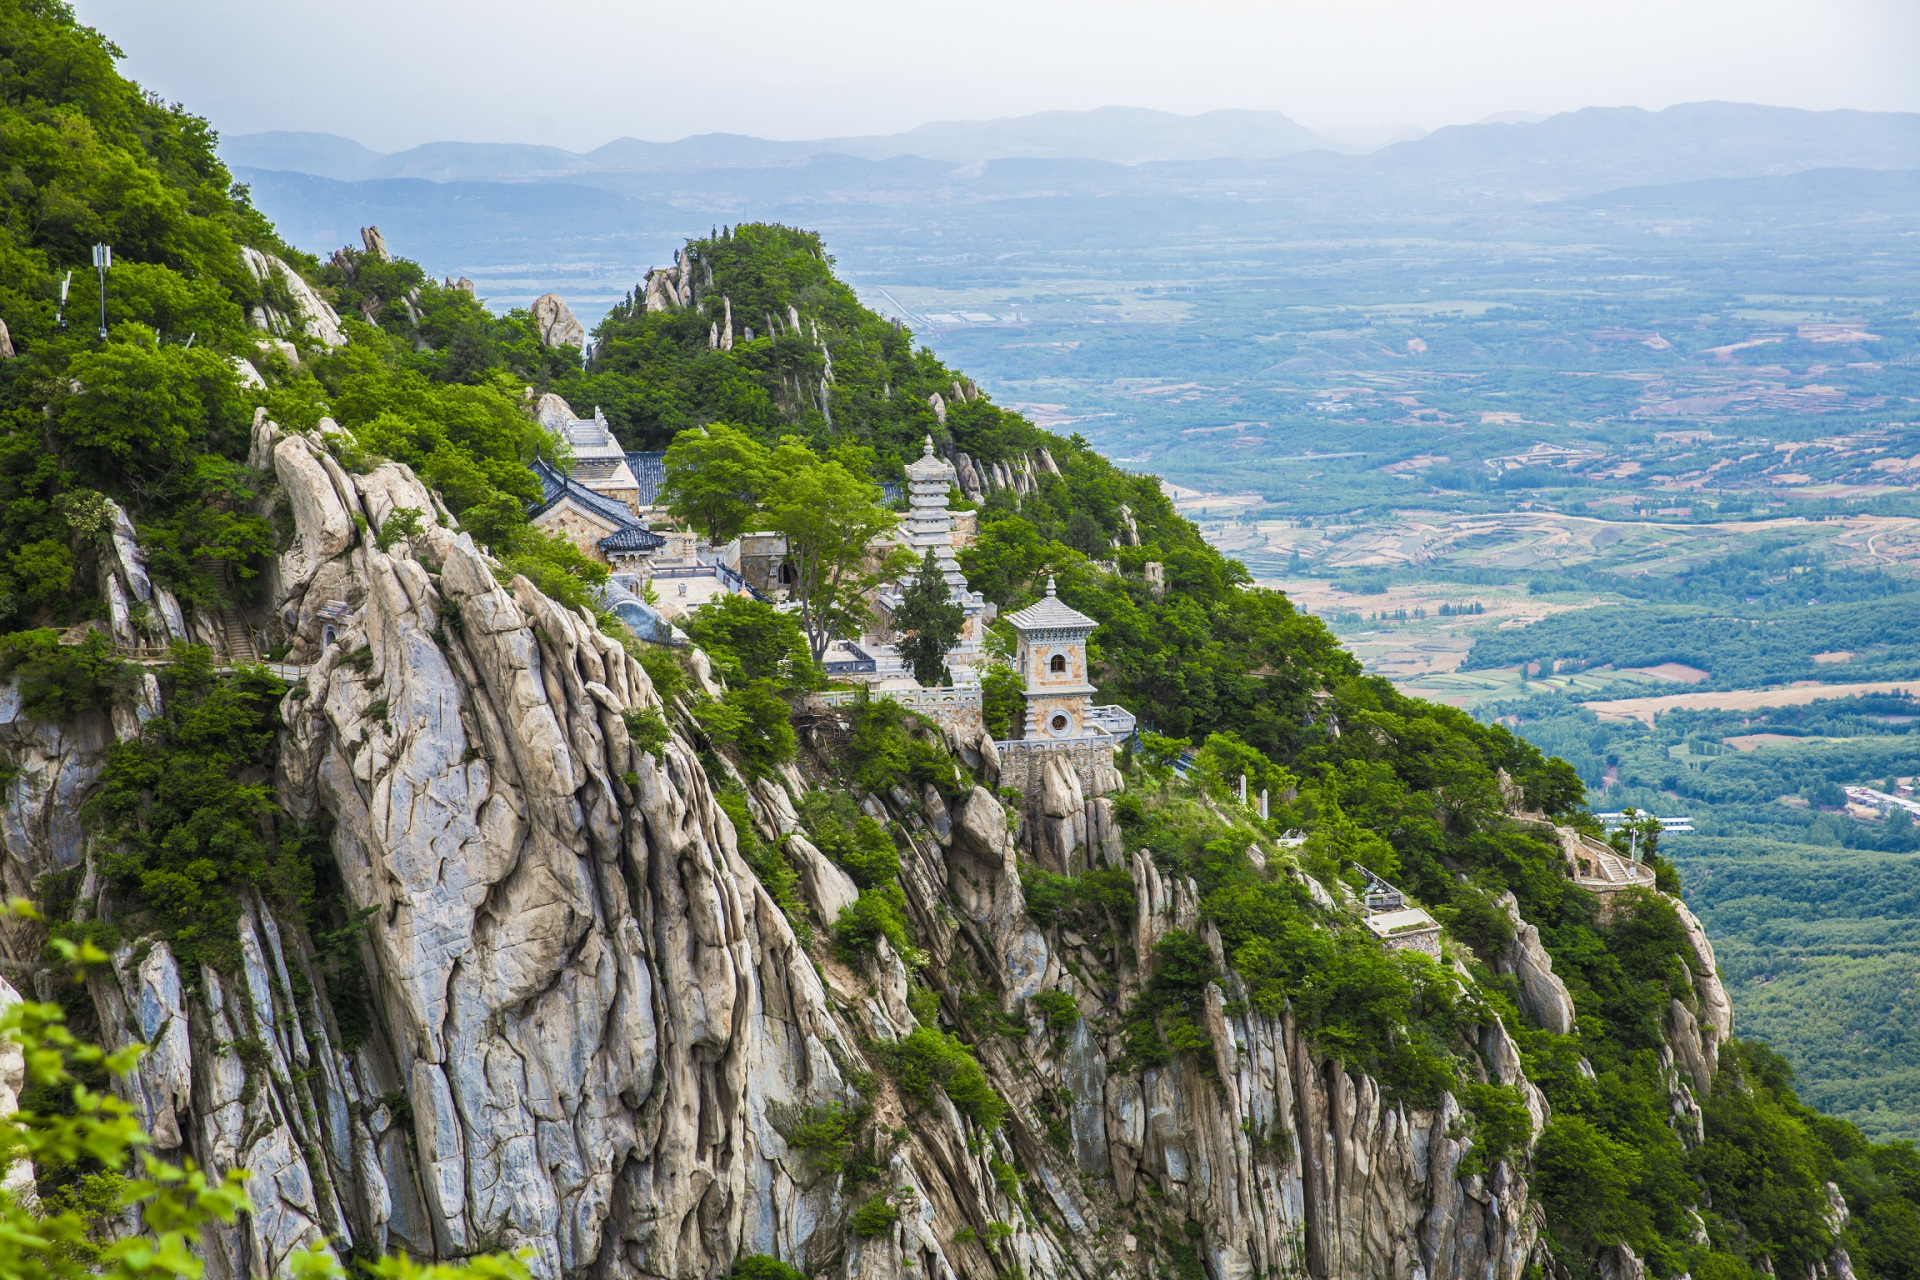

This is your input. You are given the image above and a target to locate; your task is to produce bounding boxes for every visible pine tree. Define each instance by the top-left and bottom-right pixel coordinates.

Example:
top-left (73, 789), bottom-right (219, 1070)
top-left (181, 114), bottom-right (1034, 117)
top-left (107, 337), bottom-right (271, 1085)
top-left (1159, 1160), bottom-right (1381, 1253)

top-left (893, 549), bottom-right (964, 687)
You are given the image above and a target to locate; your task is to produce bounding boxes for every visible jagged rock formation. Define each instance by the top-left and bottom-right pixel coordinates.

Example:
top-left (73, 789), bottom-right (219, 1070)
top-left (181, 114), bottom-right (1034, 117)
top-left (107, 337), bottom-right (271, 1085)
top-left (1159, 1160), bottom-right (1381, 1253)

top-left (1495, 892), bottom-right (1576, 1037)
top-left (239, 246), bottom-right (349, 348)
top-left (947, 447), bottom-right (1050, 504)
top-left (0, 421), bottom-right (1753, 1280)
top-left (643, 250), bottom-right (701, 312)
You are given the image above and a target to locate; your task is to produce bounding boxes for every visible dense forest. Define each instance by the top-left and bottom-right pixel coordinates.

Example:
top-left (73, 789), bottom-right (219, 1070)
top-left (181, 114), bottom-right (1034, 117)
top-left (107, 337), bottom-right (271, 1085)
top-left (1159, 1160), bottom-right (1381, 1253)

top-left (1464, 597), bottom-right (1920, 691)
top-left (4, 3), bottom-right (1920, 1277)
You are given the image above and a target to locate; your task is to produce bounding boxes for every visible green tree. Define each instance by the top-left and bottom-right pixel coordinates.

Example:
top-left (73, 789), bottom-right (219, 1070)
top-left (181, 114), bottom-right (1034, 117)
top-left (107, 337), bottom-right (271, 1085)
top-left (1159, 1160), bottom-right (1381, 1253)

top-left (892, 549), bottom-right (964, 687)
top-left (1607, 808), bottom-right (1663, 862)
top-left (9, 539), bottom-right (73, 604)
top-left (1534, 1116), bottom-right (1649, 1254)
top-left (762, 442), bottom-right (908, 660)
top-left (661, 424), bottom-right (771, 543)
top-left (57, 338), bottom-right (245, 488)
top-left (0, 630), bottom-right (132, 720)
top-left (981, 661), bottom-right (1024, 739)
top-left (684, 593), bottom-right (820, 690)
top-left (693, 679), bottom-right (797, 779)
top-left (84, 646), bottom-right (298, 971)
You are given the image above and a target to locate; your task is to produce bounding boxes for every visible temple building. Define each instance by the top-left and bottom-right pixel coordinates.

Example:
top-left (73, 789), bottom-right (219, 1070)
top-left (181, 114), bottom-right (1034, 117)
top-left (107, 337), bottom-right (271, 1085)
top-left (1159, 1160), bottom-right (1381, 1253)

top-left (528, 459), bottom-right (665, 568)
top-left (535, 394), bottom-right (643, 513)
top-left (1004, 576), bottom-right (1101, 740)
top-left (525, 394), bottom-right (665, 568)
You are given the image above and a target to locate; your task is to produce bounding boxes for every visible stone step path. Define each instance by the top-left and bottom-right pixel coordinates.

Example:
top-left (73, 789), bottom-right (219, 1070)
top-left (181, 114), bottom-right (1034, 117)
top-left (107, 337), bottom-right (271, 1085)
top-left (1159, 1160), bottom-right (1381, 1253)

top-left (1571, 833), bottom-right (1654, 886)
top-left (219, 603), bottom-right (257, 664)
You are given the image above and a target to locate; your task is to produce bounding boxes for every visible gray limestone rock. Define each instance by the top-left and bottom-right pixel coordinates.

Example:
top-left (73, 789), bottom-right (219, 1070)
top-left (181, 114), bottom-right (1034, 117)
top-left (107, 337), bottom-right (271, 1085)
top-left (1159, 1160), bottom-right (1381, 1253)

top-left (240, 246), bottom-right (347, 347)
top-left (789, 831), bottom-right (859, 922)
top-left (1675, 898), bottom-right (1734, 1057)
top-left (275, 436), bottom-right (356, 595)
top-left (532, 293), bottom-right (586, 348)
top-left (0, 975), bottom-right (30, 1197)
top-left (1495, 891), bottom-right (1577, 1036)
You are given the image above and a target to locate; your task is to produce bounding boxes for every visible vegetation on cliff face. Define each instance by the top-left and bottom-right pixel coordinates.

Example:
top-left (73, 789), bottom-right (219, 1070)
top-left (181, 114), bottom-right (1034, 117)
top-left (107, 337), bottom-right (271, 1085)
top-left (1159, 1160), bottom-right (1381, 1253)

top-left (4, 4), bottom-right (1920, 1277)
top-left (0, 0), bottom-right (597, 631)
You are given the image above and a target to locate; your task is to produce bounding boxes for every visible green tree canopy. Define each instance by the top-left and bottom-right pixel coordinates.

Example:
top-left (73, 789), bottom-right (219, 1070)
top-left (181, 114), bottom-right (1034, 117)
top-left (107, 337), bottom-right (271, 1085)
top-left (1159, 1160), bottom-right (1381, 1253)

top-left (762, 440), bottom-right (907, 660)
top-left (892, 548), bottom-right (964, 687)
top-left (661, 423), bottom-right (772, 543)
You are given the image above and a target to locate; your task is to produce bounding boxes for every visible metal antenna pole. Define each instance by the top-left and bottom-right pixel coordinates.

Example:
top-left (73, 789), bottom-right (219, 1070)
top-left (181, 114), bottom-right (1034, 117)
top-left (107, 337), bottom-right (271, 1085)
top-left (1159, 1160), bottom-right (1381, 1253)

top-left (92, 244), bottom-right (111, 339)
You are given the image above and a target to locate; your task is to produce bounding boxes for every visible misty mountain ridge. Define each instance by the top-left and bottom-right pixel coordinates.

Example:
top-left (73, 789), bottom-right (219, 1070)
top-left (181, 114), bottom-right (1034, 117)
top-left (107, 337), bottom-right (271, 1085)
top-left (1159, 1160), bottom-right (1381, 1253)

top-left (1367, 101), bottom-right (1920, 184)
top-left (221, 106), bottom-right (1347, 181)
top-left (224, 101), bottom-right (1920, 191)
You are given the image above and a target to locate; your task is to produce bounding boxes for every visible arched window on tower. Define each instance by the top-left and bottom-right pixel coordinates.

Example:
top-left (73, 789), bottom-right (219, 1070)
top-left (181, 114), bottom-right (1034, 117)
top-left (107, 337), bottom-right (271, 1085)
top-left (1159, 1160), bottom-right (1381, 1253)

top-left (1049, 653), bottom-right (1067, 674)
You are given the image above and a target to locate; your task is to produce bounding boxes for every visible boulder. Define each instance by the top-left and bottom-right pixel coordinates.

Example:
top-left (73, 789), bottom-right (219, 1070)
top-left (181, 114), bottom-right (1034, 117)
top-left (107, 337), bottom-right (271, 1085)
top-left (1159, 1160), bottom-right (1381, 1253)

top-left (533, 391), bottom-right (577, 433)
top-left (531, 294), bottom-right (585, 349)
top-left (274, 437), bottom-right (355, 593)
top-left (787, 831), bottom-right (859, 923)
top-left (1496, 891), bottom-right (1577, 1037)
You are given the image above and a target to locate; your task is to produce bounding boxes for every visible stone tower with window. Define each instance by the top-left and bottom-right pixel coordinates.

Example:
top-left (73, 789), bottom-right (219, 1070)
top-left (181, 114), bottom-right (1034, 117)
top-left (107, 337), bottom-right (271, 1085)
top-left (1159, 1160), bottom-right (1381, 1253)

top-left (1004, 576), bottom-right (1100, 740)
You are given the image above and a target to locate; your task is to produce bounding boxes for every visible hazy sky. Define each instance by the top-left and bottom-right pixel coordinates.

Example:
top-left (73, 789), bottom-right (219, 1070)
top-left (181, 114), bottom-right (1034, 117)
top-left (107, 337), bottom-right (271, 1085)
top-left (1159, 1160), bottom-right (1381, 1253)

top-left (75, 0), bottom-right (1920, 152)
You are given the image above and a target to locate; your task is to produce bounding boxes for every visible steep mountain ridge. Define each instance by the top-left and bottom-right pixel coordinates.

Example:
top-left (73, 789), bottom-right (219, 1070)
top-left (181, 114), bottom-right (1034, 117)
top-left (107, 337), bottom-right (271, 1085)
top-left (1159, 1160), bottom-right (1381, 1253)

top-left (2, 438), bottom-right (1691, 1277)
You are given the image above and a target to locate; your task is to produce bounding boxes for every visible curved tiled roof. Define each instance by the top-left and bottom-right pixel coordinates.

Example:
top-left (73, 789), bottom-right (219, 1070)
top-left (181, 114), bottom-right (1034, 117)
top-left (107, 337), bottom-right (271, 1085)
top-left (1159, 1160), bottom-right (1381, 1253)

top-left (529, 457), bottom-right (664, 554)
top-left (600, 525), bottom-right (666, 552)
top-left (530, 457), bottom-right (641, 526)
top-left (624, 452), bottom-right (666, 506)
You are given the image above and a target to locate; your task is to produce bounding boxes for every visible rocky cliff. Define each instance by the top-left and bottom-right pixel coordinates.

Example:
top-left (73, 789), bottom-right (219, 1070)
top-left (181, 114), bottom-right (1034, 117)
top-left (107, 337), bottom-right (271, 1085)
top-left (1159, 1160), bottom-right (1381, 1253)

top-left (0, 417), bottom-right (1740, 1280)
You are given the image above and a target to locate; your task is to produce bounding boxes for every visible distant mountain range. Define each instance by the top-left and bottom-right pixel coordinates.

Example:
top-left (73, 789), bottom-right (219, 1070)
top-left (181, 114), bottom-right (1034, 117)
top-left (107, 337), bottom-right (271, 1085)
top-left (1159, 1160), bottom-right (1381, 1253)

top-left (221, 107), bottom-right (1349, 181)
top-left (1363, 102), bottom-right (1920, 186)
top-left (224, 102), bottom-right (1920, 190)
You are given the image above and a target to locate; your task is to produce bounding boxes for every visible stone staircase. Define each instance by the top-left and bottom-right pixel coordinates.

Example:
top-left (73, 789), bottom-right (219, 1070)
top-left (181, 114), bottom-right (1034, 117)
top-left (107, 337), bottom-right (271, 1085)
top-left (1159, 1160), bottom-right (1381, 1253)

top-left (196, 556), bottom-right (258, 665)
top-left (1571, 832), bottom-right (1653, 886)
top-left (218, 601), bottom-right (257, 663)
